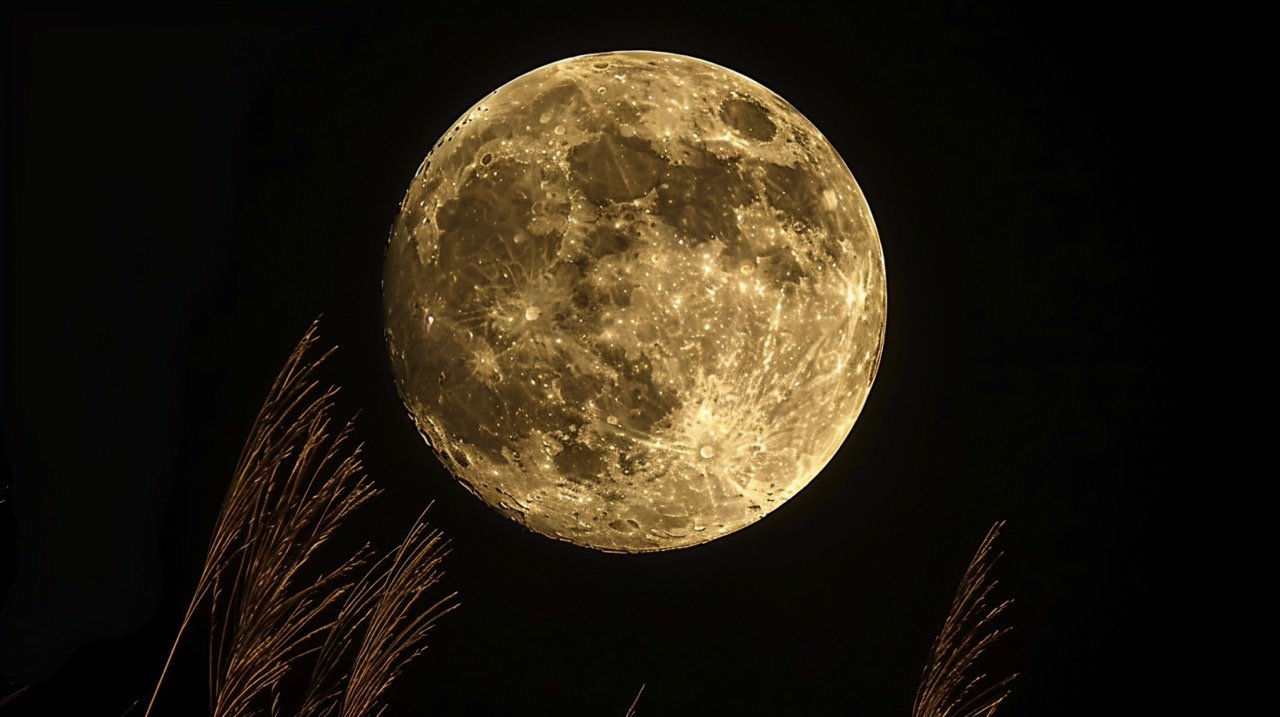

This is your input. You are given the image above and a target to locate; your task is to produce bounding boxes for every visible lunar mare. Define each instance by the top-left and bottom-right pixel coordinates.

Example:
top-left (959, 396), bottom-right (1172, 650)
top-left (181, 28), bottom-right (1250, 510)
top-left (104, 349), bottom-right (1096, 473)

top-left (384, 51), bottom-right (886, 552)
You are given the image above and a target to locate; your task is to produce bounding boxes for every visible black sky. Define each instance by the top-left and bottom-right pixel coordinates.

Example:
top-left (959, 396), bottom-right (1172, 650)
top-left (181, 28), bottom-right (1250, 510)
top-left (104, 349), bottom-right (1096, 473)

top-left (2, 2), bottom-right (1206, 715)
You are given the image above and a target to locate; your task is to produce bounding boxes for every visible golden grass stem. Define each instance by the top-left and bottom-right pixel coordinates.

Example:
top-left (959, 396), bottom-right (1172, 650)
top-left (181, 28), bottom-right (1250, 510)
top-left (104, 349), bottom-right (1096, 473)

top-left (624, 683), bottom-right (645, 717)
top-left (142, 319), bottom-right (454, 717)
top-left (0, 684), bottom-right (29, 708)
top-left (911, 521), bottom-right (1017, 717)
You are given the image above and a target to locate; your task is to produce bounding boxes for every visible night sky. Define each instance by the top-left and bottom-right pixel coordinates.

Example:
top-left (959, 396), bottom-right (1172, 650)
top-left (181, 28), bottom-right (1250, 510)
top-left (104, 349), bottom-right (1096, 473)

top-left (2, 3), bottom-right (1204, 715)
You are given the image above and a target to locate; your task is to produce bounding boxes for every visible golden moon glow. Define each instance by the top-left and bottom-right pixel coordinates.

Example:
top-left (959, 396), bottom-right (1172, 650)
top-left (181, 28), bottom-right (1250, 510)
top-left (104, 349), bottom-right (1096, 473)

top-left (384, 51), bottom-right (886, 552)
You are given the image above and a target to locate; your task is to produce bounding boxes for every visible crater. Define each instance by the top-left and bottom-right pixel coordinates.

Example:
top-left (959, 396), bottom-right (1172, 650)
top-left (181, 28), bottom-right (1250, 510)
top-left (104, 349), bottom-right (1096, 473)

top-left (608, 518), bottom-right (642, 532)
top-left (720, 97), bottom-right (777, 141)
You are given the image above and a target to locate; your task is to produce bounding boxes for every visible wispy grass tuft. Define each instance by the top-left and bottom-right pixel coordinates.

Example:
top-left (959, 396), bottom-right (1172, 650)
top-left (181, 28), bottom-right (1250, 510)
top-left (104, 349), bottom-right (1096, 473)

top-left (298, 507), bottom-right (456, 717)
top-left (0, 684), bottom-right (28, 708)
top-left (142, 319), bottom-right (455, 717)
top-left (207, 338), bottom-right (377, 717)
top-left (623, 684), bottom-right (645, 717)
top-left (911, 521), bottom-right (1017, 717)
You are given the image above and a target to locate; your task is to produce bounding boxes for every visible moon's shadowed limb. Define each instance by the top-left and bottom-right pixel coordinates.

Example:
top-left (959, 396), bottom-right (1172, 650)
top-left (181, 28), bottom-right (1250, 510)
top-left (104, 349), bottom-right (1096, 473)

top-left (384, 52), bottom-right (885, 552)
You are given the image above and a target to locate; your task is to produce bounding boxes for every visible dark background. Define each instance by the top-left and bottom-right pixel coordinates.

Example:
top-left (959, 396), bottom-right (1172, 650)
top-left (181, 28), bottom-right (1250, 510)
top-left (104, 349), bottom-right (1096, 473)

top-left (1, 2), bottom-right (1206, 715)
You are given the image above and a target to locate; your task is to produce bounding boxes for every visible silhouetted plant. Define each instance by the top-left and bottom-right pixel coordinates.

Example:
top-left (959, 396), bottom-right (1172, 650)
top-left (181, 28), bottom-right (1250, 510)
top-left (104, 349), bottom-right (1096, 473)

top-left (143, 320), bottom-right (455, 717)
top-left (126, 318), bottom-right (1012, 717)
top-left (911, 522), bottom-right (1016, 717)
top-left (0, 684), bottom-right (28, 709)
top-left (623, 684), bottom-right (644, 717)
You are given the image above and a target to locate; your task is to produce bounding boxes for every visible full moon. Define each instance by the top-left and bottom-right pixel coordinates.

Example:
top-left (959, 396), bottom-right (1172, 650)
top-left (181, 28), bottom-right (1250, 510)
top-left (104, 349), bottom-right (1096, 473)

top-left (384, 51), bottom-right (886, 552)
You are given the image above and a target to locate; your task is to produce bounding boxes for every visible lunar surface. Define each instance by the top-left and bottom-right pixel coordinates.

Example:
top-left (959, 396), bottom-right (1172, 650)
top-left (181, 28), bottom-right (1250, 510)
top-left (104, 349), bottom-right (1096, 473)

top-left (384, 51), bottom-right (886, 552)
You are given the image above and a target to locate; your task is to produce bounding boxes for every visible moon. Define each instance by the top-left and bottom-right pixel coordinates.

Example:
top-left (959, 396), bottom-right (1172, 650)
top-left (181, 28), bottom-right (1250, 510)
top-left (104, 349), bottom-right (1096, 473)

top-left (384, 51), bottom-right (886, 552)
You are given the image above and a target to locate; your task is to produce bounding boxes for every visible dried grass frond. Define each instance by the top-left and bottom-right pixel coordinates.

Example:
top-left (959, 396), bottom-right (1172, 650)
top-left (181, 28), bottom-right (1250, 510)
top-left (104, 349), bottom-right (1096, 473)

top-left (138, 321), bottom-right (362, 716)
top-left (142, 319), bottom-right (455, 717)
top-left (623, 684), bottom-right (645, 717)
top-left (911, 522), bottom-right (1017, 717)
top-left (0, 684), bottom-right (28, 708)
top-left (186, 320), bottom-right (378, 717)
top-left (208, 385), bottom-right (378, 717)
top-left (334, 510), bottom-right (457, 717)
top-left (295, 506), bottom-right (456, 717)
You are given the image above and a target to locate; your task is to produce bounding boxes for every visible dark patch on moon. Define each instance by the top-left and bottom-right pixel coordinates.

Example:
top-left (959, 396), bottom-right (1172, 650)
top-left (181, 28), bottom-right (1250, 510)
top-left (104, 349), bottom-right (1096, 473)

top-left (720, 97), bottom-right (777, 141)
top-left (595, 345), bottom-right (680, 433)
top-left (759, 161), bottom-right (825, 224)
top-left (653, 147), bottom-right (755, 245)
top-left (434, 157), bottom-right (538, 271)
top-left (754, 245), bottom-right (807, 289)
top-left (553, 441), bottom-right (612, 484)
top-left (568, 130), bottom-right (664, 204)
top-left (582, 227), bottom-right (634, 260)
